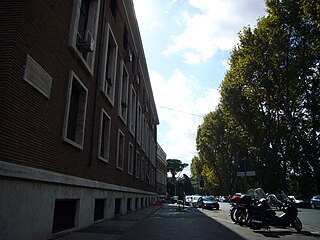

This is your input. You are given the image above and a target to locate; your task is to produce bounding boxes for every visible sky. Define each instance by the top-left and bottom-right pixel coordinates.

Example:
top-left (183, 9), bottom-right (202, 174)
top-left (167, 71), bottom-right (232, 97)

top-left (132, 0), bottom-right (266, 177)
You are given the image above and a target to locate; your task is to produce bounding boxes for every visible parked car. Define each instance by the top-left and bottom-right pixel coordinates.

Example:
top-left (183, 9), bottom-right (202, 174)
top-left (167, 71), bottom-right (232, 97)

top-left (191, 195), bottom-right (201, 207)
top-left (197, 196), bottom-right (220, 210)
top-left (310, 195), bottom-right (320, 209)
top-left (185, 195), bottom-right (194, 206)
top-left (230, 193), bottom-right (242, 203)
top-left (288, 195), bottom-right (309, 208)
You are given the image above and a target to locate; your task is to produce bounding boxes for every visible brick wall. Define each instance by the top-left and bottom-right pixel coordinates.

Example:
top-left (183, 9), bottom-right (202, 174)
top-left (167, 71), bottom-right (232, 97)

top-left (0, 0), bottom-right (157, 194)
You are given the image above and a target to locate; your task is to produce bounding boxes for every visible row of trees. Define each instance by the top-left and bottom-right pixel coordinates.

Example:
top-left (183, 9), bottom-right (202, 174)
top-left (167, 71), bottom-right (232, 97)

top-left (191, 0), bottom-right (319, 197)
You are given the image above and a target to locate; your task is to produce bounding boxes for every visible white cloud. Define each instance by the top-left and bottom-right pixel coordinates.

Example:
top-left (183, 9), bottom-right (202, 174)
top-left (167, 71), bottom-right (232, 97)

top-left (163, 0), bottom-right (266, 63)
top-left (222, 60), bottom-right (230, 70)
top-left (133, 0), bottom-right (265, 177)
top-left (132, 0), bottom-right (164, 31)
top-left (150, 69), bottom-right (220, 176)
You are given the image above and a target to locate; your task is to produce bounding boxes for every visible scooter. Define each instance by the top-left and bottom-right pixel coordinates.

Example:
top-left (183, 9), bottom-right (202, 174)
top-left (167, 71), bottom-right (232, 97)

top-left (247, 190), bottom-right (302, 232)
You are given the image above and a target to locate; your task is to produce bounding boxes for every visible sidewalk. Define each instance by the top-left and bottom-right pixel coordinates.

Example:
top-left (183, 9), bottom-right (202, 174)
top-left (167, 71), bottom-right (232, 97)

top-left (55, 205), bottom-right (162, 240)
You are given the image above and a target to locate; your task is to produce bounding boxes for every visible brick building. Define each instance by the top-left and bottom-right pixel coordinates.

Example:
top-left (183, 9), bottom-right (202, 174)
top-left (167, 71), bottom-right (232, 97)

top-left (0, 0), bottom-right (163, 239)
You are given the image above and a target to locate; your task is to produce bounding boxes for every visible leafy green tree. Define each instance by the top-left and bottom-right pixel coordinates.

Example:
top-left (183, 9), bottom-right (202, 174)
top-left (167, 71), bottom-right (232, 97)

top-left (220, 0), bottom-right (319, 194)
top-left (195, 0), bottom-right (319, 195)
top-left (166, 159), bottom-right (188, 195)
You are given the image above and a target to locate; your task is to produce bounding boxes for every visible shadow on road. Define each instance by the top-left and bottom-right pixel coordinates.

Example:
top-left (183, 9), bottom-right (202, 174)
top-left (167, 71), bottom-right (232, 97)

top-left (120, 204), bottom-right (245, 240)
top-left (253, 230), bottom-right (320, 238)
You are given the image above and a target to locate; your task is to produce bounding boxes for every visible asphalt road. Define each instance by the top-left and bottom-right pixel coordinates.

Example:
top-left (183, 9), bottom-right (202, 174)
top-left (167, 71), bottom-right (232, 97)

top-left (200, 202), bottom-right (320, 239)
top-left (56, 202), bottom-right (320, 240)
top-left (217, 202), bottom-right (320, 231)
top-left (120, 203), bottom-right (320, 240)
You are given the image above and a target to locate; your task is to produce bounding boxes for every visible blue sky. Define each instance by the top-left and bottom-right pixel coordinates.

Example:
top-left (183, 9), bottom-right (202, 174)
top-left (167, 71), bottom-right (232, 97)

top-left (132, 0), bottom-right (266, 177)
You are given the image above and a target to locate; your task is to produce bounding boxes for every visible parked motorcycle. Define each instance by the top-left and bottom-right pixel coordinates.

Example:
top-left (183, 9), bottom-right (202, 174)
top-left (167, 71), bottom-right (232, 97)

top-left (229, 194), bottom-right (255, 225)
top-left (247, 189), bottom-right (302, 232)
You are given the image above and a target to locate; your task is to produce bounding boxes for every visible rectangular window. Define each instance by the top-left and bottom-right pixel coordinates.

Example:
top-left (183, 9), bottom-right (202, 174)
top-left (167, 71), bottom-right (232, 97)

top-left (68, 0), bottom-right (100, 74)
top-left (116, 130), bottom-right (125, 170)
top-left (63, 71), bottom-right (88, 149)
top-left (128, 142), bottom-right (134, 175)
top-left (146, 161), bottom-right (150, 184)
top-left (135, 151), bottom-right (140, 179)
top-left (118, 60), bottom-right (129, 123)
top-left (137, 103), bottom-right (142, 145)
top-left (110, 0), bottom-right (117, 19)
top-left (115, 198), bottom-right (122, 215)
top-left (52, 199), bottom-right (78, 234)
top-left (142, 117), bottom-right (146, 152)
top-left (129, 85), bottom-right (137, 135)
top-left (141, 157), bottom-right (145, 181)
top-left (100, 23), bottom-right (118, 105)
top-left (94, 199), bottom-right (105, 221)
top-left (146, 125), bottom-right (150, 157)
top-left (98, 109), bottom-right (111, 162)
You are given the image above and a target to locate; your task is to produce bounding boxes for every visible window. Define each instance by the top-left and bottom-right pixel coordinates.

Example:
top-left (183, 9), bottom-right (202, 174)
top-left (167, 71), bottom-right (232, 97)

top-left (118, 60), bottom-right (129, 123)
top-left (137, 103), bottom-right (142, 145)
top-left (94, 199), bottom-right (105, 221)
top-left (100, 23), bottom-right (118, 105)
top-left (135, 151), bottom-right (140, 179)
top-left (98, 109), bottom-right (111, 162)
top-left (116, 130), bottom-right (125, 170)
top-left (129, 85), bottom-right (137, 135)
top-left (110, 0), bottom-right (117, 20)
top-left (142, 117), bottom-right (146, 151)
top-left (128, 143), bottom-right (134, 175)
top-left (63, 71), bottom-right (88, 149)
top-left (68, 0), bottom-right (100, 74)
top-left (52, 199), bottom-right (78, 234)
top-left (141, 158), bottom-right (145, 181)
top-left (146, 161), bottom-right (150, 184)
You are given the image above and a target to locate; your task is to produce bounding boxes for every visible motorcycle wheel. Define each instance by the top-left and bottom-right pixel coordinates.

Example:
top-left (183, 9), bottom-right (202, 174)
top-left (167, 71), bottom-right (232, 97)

top-left (291, 217), bottom-right (302, 232)
top-left (235, 208), bottom-right (248, 226)
top-left (230, 207), bottom-right (237, 223)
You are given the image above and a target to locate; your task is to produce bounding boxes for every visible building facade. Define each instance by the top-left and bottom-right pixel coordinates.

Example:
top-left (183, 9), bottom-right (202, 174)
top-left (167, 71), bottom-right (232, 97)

top-left (0, 0), bottom-right (160, 239)
top-left (156, 143), bottom-right (167, 197)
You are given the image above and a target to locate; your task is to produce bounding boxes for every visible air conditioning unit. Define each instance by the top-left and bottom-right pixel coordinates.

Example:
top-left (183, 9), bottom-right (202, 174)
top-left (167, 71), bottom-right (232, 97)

top-left (76, 30), bottom-right (95, 53)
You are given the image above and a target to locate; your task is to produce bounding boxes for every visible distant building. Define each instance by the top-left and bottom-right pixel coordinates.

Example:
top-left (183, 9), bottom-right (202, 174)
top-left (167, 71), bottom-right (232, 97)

top-left (156, 143), bottom-right (167, 196)
top-left (0, 0), bottom-right (160, 239)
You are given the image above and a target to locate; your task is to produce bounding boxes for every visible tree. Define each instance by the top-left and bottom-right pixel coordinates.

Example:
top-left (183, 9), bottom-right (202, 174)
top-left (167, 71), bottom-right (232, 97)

top-left (166, 159), bottom-right (188, 195)
top-left (196, 0), bottom-right (319, 195)
top-left (219, 0), bottom-right (319, 194)
top-left (167, 159), bottom-right (188, 180)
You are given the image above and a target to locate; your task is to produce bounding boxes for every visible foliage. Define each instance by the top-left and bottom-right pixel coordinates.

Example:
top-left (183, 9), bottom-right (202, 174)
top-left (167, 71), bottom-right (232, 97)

top-left (166, 159), bottom-right (188, 196)
top-left (193, 0), bottom-right (320, 196)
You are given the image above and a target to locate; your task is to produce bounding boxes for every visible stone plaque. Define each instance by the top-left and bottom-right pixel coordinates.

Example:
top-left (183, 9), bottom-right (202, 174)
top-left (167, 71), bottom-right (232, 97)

top-left (23, 55), bottom-right (52, 99)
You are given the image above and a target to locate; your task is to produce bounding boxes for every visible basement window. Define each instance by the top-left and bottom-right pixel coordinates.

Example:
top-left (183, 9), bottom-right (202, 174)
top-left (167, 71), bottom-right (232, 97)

top-left (94, 199), bottom-right (105, 221)
top-left (52, 199), bottom-right (78, 234)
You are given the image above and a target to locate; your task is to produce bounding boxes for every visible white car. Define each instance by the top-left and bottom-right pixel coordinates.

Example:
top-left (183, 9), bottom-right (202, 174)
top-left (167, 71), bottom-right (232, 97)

top-left (288, 195), bottom-right (308, 208)
top-left (191, 195), bottom-right (201, 207)
top-left (184, 195), bottom-right (201, 206)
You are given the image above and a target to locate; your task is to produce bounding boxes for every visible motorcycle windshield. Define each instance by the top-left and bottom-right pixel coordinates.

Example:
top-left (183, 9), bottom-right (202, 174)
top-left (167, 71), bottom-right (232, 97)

top-left (281, 191), bottom-right (290, 201)
top-left (247, 188), bottom-right (255, 198)
top-left (254, 188), bottom-right (267, 200)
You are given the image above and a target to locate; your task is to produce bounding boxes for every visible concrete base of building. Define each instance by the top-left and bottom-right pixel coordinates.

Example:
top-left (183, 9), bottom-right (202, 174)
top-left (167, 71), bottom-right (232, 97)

top-left (0, 161), bottom-right (155, 240)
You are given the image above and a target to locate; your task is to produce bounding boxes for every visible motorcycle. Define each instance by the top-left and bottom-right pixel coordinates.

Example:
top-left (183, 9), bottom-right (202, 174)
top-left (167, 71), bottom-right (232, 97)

top-left (230, 196), bottom-right (255, 225)
top-left (247, 189), bottom-right (302, 232)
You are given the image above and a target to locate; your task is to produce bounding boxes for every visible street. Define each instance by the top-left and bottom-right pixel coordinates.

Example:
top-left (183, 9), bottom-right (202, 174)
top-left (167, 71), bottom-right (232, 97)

top-left (57, 203), bottom-right (320, 240)
top-left (192, 202), bottom-right (320, 240)
top-left (120, 203), bottom-right (320, 240)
